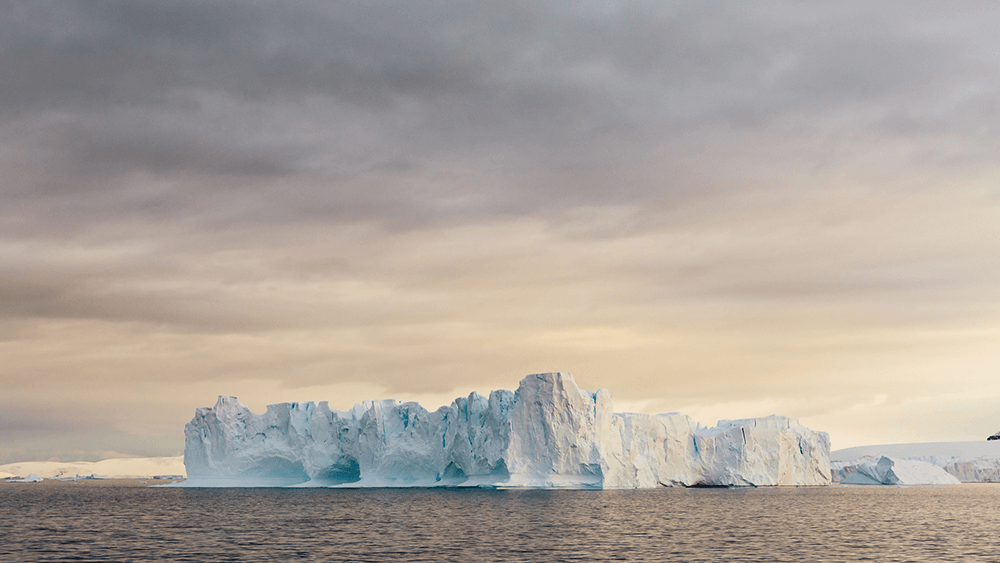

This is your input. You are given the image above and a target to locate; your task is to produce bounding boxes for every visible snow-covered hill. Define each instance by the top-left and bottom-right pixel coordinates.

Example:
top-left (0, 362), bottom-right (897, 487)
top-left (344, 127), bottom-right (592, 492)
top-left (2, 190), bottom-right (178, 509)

top-left (0, 457), bottom-right (184, 480)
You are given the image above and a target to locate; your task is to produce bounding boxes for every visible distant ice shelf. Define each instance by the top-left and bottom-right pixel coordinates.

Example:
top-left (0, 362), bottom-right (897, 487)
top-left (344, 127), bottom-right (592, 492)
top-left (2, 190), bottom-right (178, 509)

top-left (179, 372), bottom-right (831, 488)
top-left (0, 457), bottom-right (186, 480)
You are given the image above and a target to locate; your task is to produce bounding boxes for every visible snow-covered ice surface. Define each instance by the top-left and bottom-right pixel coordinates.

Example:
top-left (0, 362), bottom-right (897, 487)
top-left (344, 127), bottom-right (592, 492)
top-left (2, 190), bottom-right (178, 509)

top-left (179, 373), bottom-right (830, 488)
top-left (840, 456), bottom-right (961, 485)
top-left (831, 441), bottom-right (1000, 483)
top-left (0, 457), bottom-right (185, 480)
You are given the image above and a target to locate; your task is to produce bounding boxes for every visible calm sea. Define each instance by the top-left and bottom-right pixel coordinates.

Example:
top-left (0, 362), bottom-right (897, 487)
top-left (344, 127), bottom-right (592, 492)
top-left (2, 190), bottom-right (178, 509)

top-left (2, 482), bottom-right (1000, 562)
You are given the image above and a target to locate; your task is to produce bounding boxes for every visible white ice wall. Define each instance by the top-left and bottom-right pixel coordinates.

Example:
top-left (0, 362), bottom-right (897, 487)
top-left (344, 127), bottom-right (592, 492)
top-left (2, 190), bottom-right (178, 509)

top-left (182, 372), bottom-right (831, 488)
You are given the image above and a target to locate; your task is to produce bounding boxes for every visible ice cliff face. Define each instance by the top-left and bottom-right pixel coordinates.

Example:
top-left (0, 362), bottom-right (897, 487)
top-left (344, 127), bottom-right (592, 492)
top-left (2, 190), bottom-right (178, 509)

top-left (183, 373), bottom-right (830, 488)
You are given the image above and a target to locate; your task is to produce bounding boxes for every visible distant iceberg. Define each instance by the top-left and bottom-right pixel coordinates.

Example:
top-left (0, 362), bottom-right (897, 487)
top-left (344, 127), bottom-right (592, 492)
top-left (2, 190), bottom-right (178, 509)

top-left (831, 441), bottom-right (1000, 483)
top-left (841, 456), bottom-right (960, 485)
top-left (5, 473), bottom-right (42, 483)
top-left (180, 373), bottom-right (831, 488)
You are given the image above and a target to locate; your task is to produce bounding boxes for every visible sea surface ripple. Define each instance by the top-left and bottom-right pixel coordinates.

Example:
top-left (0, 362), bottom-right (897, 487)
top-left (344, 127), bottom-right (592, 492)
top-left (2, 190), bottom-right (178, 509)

top-left (2, 482), bottom-right (1000, 562)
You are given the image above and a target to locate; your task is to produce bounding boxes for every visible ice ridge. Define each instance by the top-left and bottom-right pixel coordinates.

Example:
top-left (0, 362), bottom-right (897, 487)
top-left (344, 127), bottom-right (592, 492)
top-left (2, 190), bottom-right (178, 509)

top-left (181, 373), bottom-right (831, 488)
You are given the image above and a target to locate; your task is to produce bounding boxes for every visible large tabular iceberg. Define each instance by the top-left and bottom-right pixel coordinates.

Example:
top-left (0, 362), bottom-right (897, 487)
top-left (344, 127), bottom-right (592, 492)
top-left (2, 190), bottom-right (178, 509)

top-left (182, 373), bottom-right (831, 488)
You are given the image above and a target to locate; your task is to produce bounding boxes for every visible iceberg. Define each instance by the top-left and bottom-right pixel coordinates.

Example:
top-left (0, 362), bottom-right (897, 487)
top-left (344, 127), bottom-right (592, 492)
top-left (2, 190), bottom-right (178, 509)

top-left (841, 456), bottom-right (961, 485)
top-left (181, 373), bottom-right (831, 488)
top-left (943, 459), bottom-right (1000, 483)
top-left (831, 441), bottom-right (1000, 483)
top-left (4, 473), bottom-right (43, 483)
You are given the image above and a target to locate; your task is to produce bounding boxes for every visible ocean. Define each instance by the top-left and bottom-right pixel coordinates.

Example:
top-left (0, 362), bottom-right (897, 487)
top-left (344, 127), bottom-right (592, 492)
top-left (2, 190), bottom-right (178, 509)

top-left (3, 482), bottom-right (999, 562)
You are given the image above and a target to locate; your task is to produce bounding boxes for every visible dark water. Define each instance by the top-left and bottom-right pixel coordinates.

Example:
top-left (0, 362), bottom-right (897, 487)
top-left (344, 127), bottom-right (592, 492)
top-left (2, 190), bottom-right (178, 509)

top-left (3, 483), bottom-right (1000, 562)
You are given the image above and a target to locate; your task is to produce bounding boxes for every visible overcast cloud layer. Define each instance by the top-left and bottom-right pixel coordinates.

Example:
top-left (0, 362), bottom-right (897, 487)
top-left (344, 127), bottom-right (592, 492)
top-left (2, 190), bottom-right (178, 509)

top-left (2, 1), bottom-right (999, 463)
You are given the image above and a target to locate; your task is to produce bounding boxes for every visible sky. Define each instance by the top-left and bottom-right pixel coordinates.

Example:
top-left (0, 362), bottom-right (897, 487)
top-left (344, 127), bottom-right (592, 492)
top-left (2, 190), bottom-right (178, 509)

top-left (2, 1), bottom-right (999, 464)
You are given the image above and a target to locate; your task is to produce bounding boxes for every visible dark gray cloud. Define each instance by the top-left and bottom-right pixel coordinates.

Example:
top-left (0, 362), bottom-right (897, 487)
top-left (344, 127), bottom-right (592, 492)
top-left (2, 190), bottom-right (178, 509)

top-left (4, 0), bottom-right (997, 228)
top-left (4, 0), bottom-right (998, 316)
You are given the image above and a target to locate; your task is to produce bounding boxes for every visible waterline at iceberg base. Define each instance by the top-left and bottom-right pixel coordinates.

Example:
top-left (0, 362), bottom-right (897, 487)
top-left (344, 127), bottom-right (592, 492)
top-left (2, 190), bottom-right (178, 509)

top-left (179, 373), bottom-right (831, 488)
